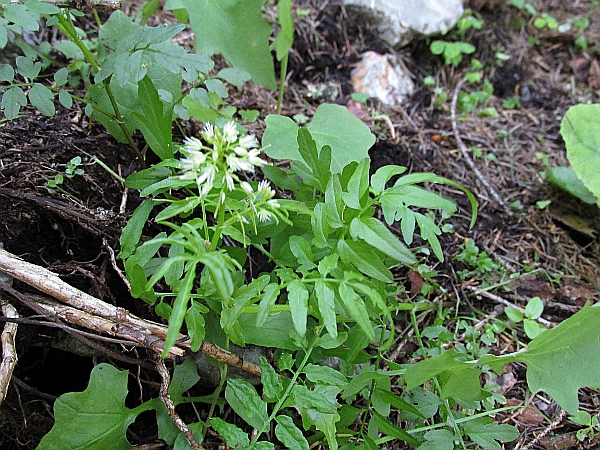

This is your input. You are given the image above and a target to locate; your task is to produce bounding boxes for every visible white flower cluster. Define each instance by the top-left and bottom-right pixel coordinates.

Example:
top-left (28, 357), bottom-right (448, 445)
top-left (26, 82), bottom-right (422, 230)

top-left (179, 121), bottom-right (267, 197)
top-left (240, 180), bottom-right (281, 222)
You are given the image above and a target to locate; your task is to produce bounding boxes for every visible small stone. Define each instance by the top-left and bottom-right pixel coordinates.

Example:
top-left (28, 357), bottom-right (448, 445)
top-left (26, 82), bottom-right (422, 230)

top-left (351, 51), bottom-right (415, 105)
top-left (344, 0), bottom-right (465, 47)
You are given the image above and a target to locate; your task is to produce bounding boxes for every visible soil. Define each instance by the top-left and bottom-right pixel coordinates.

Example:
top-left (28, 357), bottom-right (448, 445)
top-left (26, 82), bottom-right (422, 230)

top-left (1, 0), bottom-right (600, 448)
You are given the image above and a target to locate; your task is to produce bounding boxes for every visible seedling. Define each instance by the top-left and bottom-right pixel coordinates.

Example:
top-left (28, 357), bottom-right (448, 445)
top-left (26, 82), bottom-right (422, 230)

top-left (504, 296), bottom-right (547, 339)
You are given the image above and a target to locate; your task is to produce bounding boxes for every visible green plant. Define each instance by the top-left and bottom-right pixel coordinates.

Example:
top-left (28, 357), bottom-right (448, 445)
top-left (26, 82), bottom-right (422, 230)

top-left (455, 238), bottom-right (501, 283)
top-left (429, 40), bottom-right (476, 67)
top-left (504, 296), bottom-right (548, 339)
top-left (44, 155), bottom-right (85, 200)
top-left (543, 104), bottom-right (600, 206)
top-left (569, 410), bottom-right (600, 442)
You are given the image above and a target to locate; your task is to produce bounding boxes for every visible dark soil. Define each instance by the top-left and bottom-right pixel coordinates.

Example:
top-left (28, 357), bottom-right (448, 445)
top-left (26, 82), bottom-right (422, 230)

top-left (1, 0), bottom-right (600, 448)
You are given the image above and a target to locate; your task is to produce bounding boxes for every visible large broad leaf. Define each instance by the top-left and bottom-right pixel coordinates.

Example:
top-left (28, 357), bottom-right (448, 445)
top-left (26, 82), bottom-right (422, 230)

top-left (406, 305), bottom-right (600, 415)
top-left (545, 166), bottom-right (597, 204)
top-left (262, 104), bottom-right (375, 173)
top-left (179, 0), bottom-right (275, 89)
top-left (561, 104), bottom-right (600, 208)
top-left (37, 364), bottom-right (153, 450)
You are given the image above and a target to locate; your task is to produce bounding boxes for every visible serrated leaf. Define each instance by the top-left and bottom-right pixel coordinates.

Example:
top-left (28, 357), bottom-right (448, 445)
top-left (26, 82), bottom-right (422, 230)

top-left (37, 364), bottom-right (149, 450)
top-left (225, 379), bottom-right (268, 430)
top-left (561, 104), bottom-right (600, 207)
top-left (292, 385), bottom-right (338, 414)
top-left (463, 418), bottom-right (518, 450)
top-left (303, 364), bottom-right (347, 388)
top-left (210, 417), bottom-right (250, 448)
top-left (315, 279), bottom-right (337, 339)
top-left (288, 279), bottom-right (308, 338)
top-left (275, 415), bottom-right (309, 450)
top-left (260, 357), bottom-right (284, 399)
top-left (420, 429), bottom-right (455, 450)
top-left (181, 0), bottom-right (276, 89)
top-left (28, 83), bottom-right (55, 116)
top-left (2, 86), bottom-right (28, 119)
top-left (289, 235), bottom-right (316, 271)
top-left (349, 216), bottom-right (416, 265)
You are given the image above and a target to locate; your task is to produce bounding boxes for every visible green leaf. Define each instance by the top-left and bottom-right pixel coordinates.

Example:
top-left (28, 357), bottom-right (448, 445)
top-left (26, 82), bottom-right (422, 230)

top-left (371, 165), bottom-right (407, 195)
top-left (288, 279), bottom-right (309, 338)
top-left (256, 283), bottom-right (280, 327)
top-left (163, 265), bottom-right (195, 357)
top-left (272, 0), bottom-right (293, 61)
top-left (28, 83), bottom-right (55, 116)
top-left (275, 415), bottom-right (309, 450)
top-left (0, 64), bottom-right (15, 82)
top-left (185, 300), bottom-right (207, 352)
top-left (225, 379), bottom-right (268, 430)
top-left (210, 417), bottom-right (249, 448)
top-left (525, 297), bottom-right (544, 319)
top-left (180, 0), bottom-right (276, 89)
top-left (3, 4), bottom-right (40, 32)
top-left (119, 199), bottom-right (156, 259)
top-left (372, 411), bottom-right (420, 446)
top-left (303, 364), bottom-right (347, 388)
top-left (463, 418), bottom-right (519, 450)
top-left (341, 158), bottom-right (370, 209)
top-left (260, 357), bottom-right (284, 399)
top-left (1, 86), bottom-right (27, 119)
top-left (58, 90), bottom-right (73, 108)
top-left (37, 364), bottom-right (148, 450)
top-left (342, 370), bottom-right (387, 399)
top-left (292, 385), bottom-right (338, 414)
top-left (349, 217), bottom-right (416, 265)
top-left (561, 104), bottom-right (600, 207)
top-left (24, 0), bottom-right (61, 14)
top-left (376, 388), bottom-right (425, 418)
top-left (315, 279), bottom-right (338, 339)
top-left (545, 166), bottom-right (597, 204)
top-left (337, 239), bottom-right (393, 283)
top-left (263, 104), bottom-right (375, 173)
top-left (16, 55), bottom-right (41, 79)
top-left (54, 67), bottom-right (69, 86)
top-left (289, 235), bottom-right (317, 270)
top-left (132, 76), bottom-right (173, 160)
top-left (338, 282), bottom-right (374, 340)
top-left (504, 306), bottom-right (523, 323)
top-left (216, 67), bottom-right (251, 87)
top-left (420, 429), bottom-right (456, 450)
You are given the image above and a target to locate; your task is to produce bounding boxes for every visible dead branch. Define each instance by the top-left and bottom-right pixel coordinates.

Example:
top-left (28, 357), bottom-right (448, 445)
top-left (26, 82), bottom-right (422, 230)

top-left (0, 296), bottom-right (18, 406)
top-left (8, 0), bottom-right (121, 10)
top-left (0, 248), bottom-right (262, 377)
top-left (155, 355), bottom-right (206, 450)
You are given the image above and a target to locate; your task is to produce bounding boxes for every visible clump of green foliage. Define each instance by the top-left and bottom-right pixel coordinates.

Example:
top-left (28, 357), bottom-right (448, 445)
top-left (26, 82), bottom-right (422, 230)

top-left (3, 1), bottom-right (600, 449)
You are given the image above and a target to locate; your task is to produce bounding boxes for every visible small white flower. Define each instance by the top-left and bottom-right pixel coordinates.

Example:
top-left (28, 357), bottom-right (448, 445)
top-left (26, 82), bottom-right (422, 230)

top-left (223, 121), bottom-right (238, 143)
top-left (256, 209), bottom-right (272, 222)
top-left (233, 146), bottom-right (249, 157)
top-left (224, 172), bottom-right (236, 191)
top-left (202, 123), bottom-right (215, 141)
top-left (247, 149), bottom-right (268, 167)
top-left (238, 134), bottom-right (259, 149)
top-left (227, 154), bottom-right (254, 172)
top-left (257, 180), bottom-right (275, 198)
top-left (240, 181), bottom-right (254, 195)
top-left (183, 136), bottom-right (203, 152)
top-left (267, 199), bottom-right (281, 209)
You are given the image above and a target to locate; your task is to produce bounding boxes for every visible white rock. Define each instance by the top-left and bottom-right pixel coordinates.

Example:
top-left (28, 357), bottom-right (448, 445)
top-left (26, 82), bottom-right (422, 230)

top-left (344, 0), bottom-right (465, 47)
top-left (351, 51), bottom-right (415, 105)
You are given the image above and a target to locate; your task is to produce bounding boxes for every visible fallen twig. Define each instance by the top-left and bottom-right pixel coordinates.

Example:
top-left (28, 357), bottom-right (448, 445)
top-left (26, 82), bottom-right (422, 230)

top-left (155, 354), bottom-right (206, 450)
top-left (0, 248), bottom-right (262, 377)
top-left (451, 78), bottom-right (512, 215)
top-left (0, 296), bottom-right (18, 406)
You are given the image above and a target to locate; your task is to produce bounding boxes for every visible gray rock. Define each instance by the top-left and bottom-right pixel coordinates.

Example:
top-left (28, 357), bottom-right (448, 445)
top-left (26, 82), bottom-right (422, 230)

top-left (351, 51), bottom-right (415, 105)
top-left (344, 0), bottom-right (465, 47)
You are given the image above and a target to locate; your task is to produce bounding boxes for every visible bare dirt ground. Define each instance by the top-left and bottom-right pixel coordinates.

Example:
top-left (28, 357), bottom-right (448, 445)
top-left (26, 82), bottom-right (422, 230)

top-left (0, 0), bottom-right (599, 448)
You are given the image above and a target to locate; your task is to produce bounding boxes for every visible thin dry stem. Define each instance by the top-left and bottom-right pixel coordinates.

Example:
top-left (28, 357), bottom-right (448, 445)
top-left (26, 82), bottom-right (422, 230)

top-left (0, 296), bottom-right (18, 406)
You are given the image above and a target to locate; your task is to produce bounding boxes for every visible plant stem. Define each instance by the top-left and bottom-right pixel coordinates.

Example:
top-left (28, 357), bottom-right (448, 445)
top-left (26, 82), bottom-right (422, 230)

top-left (203, 338), bottom-right (230, 437)
top-left (275, 53), bottom-right (289, 115)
